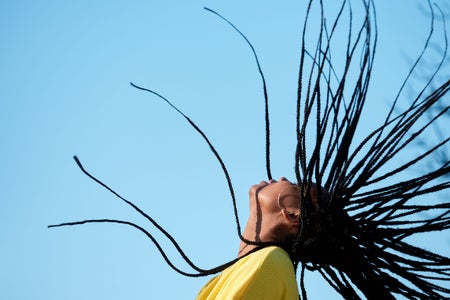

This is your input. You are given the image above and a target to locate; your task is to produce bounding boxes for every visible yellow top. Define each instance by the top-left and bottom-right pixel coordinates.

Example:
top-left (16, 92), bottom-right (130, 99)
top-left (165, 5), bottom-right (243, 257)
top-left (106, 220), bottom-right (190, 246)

top-left (196, 246), bottom-right (299, 300)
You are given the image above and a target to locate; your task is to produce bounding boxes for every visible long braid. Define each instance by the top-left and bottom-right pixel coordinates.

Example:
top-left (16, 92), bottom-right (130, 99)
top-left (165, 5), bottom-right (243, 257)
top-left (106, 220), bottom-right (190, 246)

top-left (49, 8), bottom-right (279, 277)
top-left (128, 82), bottom-right (244, 243)
top-left (292, 0), bottom-right (450, 299)
top-left (203, 7), bottom-right (273, 181)
top-left (49, 1), bottom-right (450, 299)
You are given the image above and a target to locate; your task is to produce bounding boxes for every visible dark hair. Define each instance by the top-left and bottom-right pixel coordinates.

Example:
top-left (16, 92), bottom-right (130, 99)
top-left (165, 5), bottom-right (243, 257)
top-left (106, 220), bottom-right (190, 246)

top-left (288, 1), bottom-right (450, 298)
top-left (50, 0), bottom-right (450, 299)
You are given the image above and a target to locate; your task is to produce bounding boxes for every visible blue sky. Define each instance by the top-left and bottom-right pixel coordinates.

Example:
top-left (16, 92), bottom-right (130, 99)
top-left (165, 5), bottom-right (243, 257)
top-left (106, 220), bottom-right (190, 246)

top-left (1, 1), bottom-right (449, 299)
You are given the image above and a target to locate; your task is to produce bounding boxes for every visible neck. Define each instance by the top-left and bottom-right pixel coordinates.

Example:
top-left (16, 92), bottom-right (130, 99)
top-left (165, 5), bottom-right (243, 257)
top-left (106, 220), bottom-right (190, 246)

top-left (237, 216), bottom-right (282, 257)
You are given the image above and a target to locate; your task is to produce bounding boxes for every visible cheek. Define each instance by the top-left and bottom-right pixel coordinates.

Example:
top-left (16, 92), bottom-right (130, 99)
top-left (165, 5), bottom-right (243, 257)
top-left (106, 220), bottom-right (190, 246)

top-left (256, 185), bottom-right (277, 200)
top-left (282, 195), bottom-right (300, 209)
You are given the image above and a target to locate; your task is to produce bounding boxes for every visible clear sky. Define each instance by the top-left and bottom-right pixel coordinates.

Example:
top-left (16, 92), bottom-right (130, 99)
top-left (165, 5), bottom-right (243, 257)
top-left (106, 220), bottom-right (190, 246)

top-left (1, 1), bottom-right (449, 299)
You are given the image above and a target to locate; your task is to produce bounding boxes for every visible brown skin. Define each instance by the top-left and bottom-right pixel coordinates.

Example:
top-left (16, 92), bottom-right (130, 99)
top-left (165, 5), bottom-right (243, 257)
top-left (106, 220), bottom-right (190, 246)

top-left (238, 177), bottom-right (324, 257)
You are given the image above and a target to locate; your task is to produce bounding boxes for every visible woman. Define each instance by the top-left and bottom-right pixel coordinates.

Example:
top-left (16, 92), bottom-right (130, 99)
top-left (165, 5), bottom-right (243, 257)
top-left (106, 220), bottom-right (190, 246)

top-left (51, 0), bottom-right (450, 299)
top-left (197, 178), bottom-right (328, 299)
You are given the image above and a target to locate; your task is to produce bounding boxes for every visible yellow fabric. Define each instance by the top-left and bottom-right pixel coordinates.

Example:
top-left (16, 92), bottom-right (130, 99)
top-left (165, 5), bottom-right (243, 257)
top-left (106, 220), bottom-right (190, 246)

top-left (196, 246), bottom-right (299, 300)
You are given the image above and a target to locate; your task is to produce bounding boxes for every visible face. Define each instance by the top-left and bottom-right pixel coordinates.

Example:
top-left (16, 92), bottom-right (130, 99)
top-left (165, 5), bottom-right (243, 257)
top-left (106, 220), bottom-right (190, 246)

top-left (249, 177), bottom-right (301, 220)
top-left (247, 177), bottom-right (301, 243)
top-left (248, 177), bottom-right (329, 249)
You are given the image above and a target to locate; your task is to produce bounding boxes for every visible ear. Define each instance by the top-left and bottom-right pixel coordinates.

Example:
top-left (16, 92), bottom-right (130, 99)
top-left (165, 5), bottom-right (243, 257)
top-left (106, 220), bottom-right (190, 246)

top-left (281, 209), bottom-right (300, 223)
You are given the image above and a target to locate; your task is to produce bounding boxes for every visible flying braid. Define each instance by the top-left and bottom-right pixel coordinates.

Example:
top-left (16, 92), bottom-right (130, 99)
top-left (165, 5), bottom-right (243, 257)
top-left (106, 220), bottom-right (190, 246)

top-left (50, 1), bottom-right (450, 299)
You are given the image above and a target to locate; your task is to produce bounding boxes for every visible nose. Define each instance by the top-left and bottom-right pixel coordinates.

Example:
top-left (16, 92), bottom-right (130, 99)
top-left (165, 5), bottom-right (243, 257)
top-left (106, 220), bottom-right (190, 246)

top-left (268, 177), bottom-right (289, 184)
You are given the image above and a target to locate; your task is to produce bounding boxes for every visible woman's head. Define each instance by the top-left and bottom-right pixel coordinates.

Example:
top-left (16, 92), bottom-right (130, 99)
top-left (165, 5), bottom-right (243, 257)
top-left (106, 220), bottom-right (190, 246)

top-left (245, 177), bottom-right (330, 252)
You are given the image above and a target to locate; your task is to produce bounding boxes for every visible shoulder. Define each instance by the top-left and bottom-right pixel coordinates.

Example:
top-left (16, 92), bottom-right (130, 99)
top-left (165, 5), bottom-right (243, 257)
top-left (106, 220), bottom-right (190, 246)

top-left (239, 246), bottom-right (298, 299)
top-left (196, 246), bottom-right (298, 300)
top-left (252, 246), bottom-right (294, 270)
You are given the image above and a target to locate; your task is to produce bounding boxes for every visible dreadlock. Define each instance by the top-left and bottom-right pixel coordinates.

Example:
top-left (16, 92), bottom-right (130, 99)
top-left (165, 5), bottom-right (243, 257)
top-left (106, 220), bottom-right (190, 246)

top-left (290, 0), bottom-right (450, 299)
top-left (50, 0), bottom-right (450, 299)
